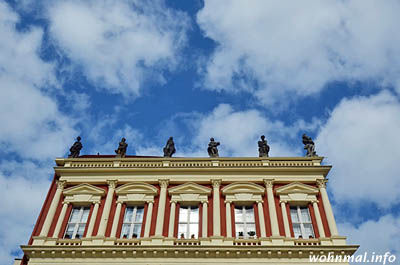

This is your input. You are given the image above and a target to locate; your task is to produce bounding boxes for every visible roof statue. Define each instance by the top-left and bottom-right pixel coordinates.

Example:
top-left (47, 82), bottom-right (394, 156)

top-left (302, 134), bottom-right (317, 157)
top-left (163, 137), bottom-right (176, 157)
top-left (115, 137), bottom-right (128, 158)
top-left (68, 136), bottom-right (82, 158)
top-left (258, 135), bottom-right (270, 157)
top-left (207, 137), bottom-right (220, 157)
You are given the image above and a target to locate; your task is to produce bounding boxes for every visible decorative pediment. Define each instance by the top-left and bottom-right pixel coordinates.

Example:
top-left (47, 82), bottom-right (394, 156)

top-left (275, 182), bottom-right (318, 204)
top-left (222, 182), bottom-right (265, 195)
top-left (63, 184), bottom-right (105, 204)
top-left (275, 182), bottom-right (318, 195)
top-left (222, 182), bottom-right (265, 203)
top-left (168, 182), bottom-right (211, 195)
top-left (116, 182), bottom-right (157, 204)
top-left (116, 183), bottom-right (158, 195)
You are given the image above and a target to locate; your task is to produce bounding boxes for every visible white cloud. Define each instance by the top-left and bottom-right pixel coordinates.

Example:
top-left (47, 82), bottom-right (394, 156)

top-left (47, 0), bottom-right (189, 98)
top-left (316, 91), bottom-right (400, 207)
top-left (197, 0), bottom-right (400, 106)
top-left (339, 214), bottom-right (400, 264)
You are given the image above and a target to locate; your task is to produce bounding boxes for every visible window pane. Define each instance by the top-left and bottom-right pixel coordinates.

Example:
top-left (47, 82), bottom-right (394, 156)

top-left (124, 207), bottom-right (133, 222)
top-left (76, 224), bottom-right (85, 238)
top-left (245, 207), bottom-right (255, 222)
top-left (132, 224), bottom-right (141, 238)
top-left (179, 207), bottom-right (188, 222)
top-left (234, 207), bottom-right (243, 222)
top-left (246, 223), bottom-right (256, 237)
top-left (178, 224), bottom-right (187, 238)
top-left (135, 207), bottom-right (144, 222)
top-left (81, 208), bottom-right (90, 222)
top-left (235, 223), bottom-right (244, 237)
top-left (70, 208), bottom-right (81, 223)
top-left (293, 224), bottom-right (302, 238)
top-left (121, 224), bottom-right (130, 238)
top-left (189, 223), bottom-right (198, 238)
top-left (304, 224), bottom-right (314, 238)
top-left (301, 208), bottom-right (311, 222)
top-left (64, 224), bottom-right (75, 239)
top-left (190, 207), bottom-right (199, 223)
top-left (290, 208), bottom-right (299, 223)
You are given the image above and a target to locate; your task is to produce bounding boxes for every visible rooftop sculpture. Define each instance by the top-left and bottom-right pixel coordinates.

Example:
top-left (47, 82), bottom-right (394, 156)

top-left (302, 134), bottom-right (317, 157)
top-left (68, 136), bottom-right (82, 158)
top-left (207, 137), bottom-right (220, 157)
top-left (115, 137), bottom-right (128, 158)
top-left (163, 137), bottom-right (176, 157)
top-left (258, 135), bottom-right (270, 157)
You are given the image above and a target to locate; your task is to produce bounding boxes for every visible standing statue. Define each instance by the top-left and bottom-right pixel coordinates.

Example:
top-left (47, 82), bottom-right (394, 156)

top-left (258, 135), bottom-right (270, 157)
top-left (207, 137), bottom-right (220, 157)
top-left (163, 137), bottom-right (176, 157)
top-left (302, 134), bottom-right (317, 157)
top-left (68, 136), bottom-right (83, 158)
top-left (115, 137), bottom-right (128, 158)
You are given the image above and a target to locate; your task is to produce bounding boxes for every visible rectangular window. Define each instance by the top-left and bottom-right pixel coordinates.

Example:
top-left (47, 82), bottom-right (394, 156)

top-left (64, 206), bottom-right (90, 239)
top-left (234, 206), bottom-right (256, 238)
top-left (290, 206), bottom-right (314, 239)
top-left (178, 206), bottom-right (199, 239)
top-left (120, 206), bottom-right (144, 239)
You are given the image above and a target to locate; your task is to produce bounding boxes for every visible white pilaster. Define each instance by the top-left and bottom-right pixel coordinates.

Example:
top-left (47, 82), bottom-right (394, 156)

top-left (110, 201), bottom-right (123, 237)
top-left (155, 179), bottom-right (169, 236)
top-left (52, 202), bottom-right (69, 238)
top-left (40, 180), bottom-right (66, 237)
top-left (168, 201), bottom-right (176, 237)
top-left (225, 201), bottom-right (232, 237)
top-left (211, 179), bottom-right (222, 236)
top-left (317, 179), bottom-right (338, 236)
top-left (97, 180), bottom-right (117, 237)
top-left (257, 201), bottom-right (267, 238)
top-left (144, 201), bottom-right (153, 237)
top-left (202, 201), bottom-right (208, 238)
top-left (86, 202), bottom-right (99, 237)
top-left (280, 201), bottom-right (291, 238)
top-left (313, 200), bottom-right (326, 238)
top-left (264, 179), bottom-right (279, 236)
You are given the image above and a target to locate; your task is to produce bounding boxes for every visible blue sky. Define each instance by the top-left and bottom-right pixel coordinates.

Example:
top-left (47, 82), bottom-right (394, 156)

top-left (1, 0), bottom-right (400, 264)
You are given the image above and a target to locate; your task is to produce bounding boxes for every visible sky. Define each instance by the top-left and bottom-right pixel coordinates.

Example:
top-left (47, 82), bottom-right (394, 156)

top-left (0, 0), bottom-right (400, 264)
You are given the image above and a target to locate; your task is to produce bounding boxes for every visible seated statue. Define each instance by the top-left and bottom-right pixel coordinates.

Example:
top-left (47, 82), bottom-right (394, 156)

top-left (258, 135), bottom-right (270, 157)
top-left (115, 137), bottom-right (128, 158)
top-left (207, 137), bottom-right (220, 157)
top-left (163, 137), bottom-right (176, 157)
top-left (68, 136), bottom-right (82, 158)
top-left (302, 134), bottom-right (317, 157)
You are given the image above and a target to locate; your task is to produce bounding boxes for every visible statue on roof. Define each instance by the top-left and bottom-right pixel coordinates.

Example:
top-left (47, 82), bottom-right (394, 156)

top-left (258, 135), bottom-right (270, 157)
top-left (68, 136), bottom-right (83, 158)
top-left (163, 137), bottom-right (176, 157)
top-left (115, 137), bottom-right (128, 158)
top-left (207, 137), bottom-right (220, 157)
top-left (302, 134), bottom-right (317, 157)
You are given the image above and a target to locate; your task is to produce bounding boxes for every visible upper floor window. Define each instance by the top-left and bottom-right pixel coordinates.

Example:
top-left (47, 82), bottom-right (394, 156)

top-left (178, 206), bottom-right (199, 239)
top-left (64, 206), bottom-right (90, 239)
top-left (290, 206), bottom-right (314, 239)
top-left (234, 206), bottom-right (256, 238)
top-left (121, 206), bottom-right (144, 239)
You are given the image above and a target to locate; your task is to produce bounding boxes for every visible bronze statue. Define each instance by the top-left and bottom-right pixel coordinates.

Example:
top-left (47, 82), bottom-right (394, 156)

top-left (258, 135), bottom-right (270, 157)
top-left (68, 136), bottom-right (82, 158)
top-left (163, 137), bottom-right (176, 157)
top-left (302, 134), bottom-right (317, 157)
top-left (115, 137), bottom-right (128, 158)
top-left (207, 137), bottom-right (220, 157)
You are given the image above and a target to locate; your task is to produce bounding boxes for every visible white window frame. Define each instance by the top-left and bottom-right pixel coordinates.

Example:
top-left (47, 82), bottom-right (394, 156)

top-left (178, 205), bottom-right (199, 239)
top-left (290, 206), bottom-right (314, 239)
top-left (234, 205), bottom-right (256, 239)
top-left (64, 206), bottom-right (90, 239)
top-left (121, 206), bottom-right (144, 239)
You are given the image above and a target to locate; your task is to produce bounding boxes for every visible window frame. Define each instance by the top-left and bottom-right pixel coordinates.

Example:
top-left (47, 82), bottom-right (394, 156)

top-left (290, 205), bottom-right (315, 239)
top-left (120, 205), bottom-right (144, 239)
top-left (234, 205), bottom-right (257, 239)
top-left (177, 205), bottom-right (199, 239)
top-left (64, 206), bottom-right (90, 239)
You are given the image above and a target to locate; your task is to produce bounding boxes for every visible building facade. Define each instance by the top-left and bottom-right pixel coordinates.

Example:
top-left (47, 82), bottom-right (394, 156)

top-left (17, 155), bottom-right (358, 264)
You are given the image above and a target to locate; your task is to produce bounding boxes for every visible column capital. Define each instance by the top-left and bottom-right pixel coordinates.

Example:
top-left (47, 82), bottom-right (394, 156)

top-left (316, 179), bottom-right (328, 189)
top-left (201, 200), bottom-right (209, 204)
top-left (116, 200), bottom-right (124, 205)
top-left (257, 200), bottom-right (264, 204)
top-left (279, 200), bottom-right (288, 204)
top-left (158, 179), bottom-right (169, 188)
top-left (224, 200), bottom-right (231, 205)
top-left (170, 200), bottom-right (177, 204)
top-left (93, 201), bottom-right (101, 205)
top-left (107, 179), bottom-right (118, 189)
top-left (56, 180), bottom-right (67, 189)
top-left (311, 200), bottom-right (320, 204)
top-left (146, 200), bottom-right (154, 204)
top-left (62, 201), bottom-right (70, 206)
top-left (211, 179), bottom-right (222, 188)
top-left (263, 179), bottom-right (274, 188)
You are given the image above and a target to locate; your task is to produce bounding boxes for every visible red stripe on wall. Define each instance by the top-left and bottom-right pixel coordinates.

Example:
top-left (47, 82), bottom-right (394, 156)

top-left (105, 192), bottom-right (117, 237)
top-left (208, 191), bottom-right (213, 237)
top-left (47, 193), bottom-right (64, 237)
top-left (263, 193), bottom-right (272, 237)
top-left (274, 194), bottom-right (285, 236)
top-left (92, 185), bottom-right (108, 236)
top-left (174, 202), bottom-right (180, 237)
top-left (58, 204), bottom-right (72, 238)
top-left (219, 188), bottom-right (226, 237)
top-left (83, 204), bottom-right (94, 238)
top-left (163, 193), bottom-right (171, 237)
top-left (231, 203), bottom-right (236, 237)
top-left (139, 203), bottom-right (146, 238)
top-left (308, 203), bottom-right (320, 238)
top-left (287, 203), bottom-right (294, 238)
top-left (317, 192), bottom-right (331, 237)
top-left (253, 202), bottom-right (261, 238)
top-left (149, 185), bottom-right (160, 236)
top-left (199, 202), bottom-right (202, 238)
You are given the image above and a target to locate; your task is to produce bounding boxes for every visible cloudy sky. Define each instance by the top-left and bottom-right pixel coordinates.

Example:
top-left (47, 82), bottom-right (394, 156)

top-left (1, 0), bottom-right (399, 263)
